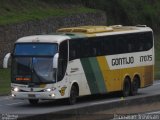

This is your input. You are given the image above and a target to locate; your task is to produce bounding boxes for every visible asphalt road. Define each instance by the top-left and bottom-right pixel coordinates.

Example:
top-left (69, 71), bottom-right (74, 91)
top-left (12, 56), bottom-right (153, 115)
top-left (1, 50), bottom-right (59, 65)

top-left (0, 80), bottom-right (160, 116)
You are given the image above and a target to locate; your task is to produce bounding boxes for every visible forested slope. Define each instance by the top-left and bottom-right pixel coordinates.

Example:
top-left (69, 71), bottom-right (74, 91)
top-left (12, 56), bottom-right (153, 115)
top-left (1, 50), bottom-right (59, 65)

top-left (82, 0), bottom-right (160, 32)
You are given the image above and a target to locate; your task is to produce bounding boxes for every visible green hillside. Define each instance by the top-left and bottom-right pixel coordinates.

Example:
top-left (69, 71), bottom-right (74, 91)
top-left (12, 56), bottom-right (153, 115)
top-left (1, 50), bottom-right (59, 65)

top-left (0, 0), bottom-right (96, 25)
top-left (82, 0), bottom-right (160, 33)
top-left (0, 69), bottom-right (10, 95)
top-left (1, 0), bottom-right (160, 32)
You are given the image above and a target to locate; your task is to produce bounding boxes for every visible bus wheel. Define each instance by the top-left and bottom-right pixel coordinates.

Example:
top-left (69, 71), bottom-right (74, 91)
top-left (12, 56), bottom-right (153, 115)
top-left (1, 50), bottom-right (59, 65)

top-left (130, 77), bottom-right (139, 96)
top-left (29, 99), bottom-right (39, 105)
top-left (68, 85), bottom-right (78, 105)
top-left (122, 77), bottom-right (131, 97)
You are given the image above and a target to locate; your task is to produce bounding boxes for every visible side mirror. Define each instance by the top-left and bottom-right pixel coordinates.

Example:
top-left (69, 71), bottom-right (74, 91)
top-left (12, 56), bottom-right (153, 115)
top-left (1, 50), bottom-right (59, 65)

top-left (53, 53), bottom-right (59, 68)
top-left (3, 53), bottom-right (11, 68)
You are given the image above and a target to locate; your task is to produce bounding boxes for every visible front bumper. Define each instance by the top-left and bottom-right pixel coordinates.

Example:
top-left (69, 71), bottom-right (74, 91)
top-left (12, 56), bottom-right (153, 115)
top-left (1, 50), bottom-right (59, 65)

top-left (11, 91), bottom-right (56, 100)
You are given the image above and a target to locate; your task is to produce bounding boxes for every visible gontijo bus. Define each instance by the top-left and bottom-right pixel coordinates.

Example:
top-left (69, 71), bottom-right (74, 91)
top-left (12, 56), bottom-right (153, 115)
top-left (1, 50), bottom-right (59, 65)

top-left (9, 25), bottom-right (154, 104)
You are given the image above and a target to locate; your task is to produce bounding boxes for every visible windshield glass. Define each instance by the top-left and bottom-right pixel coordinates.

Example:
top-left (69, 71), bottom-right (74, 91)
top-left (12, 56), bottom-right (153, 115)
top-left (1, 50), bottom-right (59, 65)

top-left (33, 57), bottom-right (55, 82)
top-left (12, 43), bottom-right (58, 84)
top-left (14, 43), bottom-right (57, 56)
top-left (12, 57), bottom-right (56, 84)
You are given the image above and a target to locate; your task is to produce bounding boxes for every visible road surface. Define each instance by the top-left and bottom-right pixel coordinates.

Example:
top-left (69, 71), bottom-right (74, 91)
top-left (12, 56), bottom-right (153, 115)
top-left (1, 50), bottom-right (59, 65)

top-left (0, 80), bottom-right (159, 116)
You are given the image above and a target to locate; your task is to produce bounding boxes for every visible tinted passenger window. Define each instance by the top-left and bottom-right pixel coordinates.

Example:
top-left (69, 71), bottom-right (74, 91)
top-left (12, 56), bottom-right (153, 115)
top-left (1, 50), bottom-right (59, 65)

top-left (69, 31), bottom-right (153, 60)
top-left (58, 41), bottom-right (68, 81)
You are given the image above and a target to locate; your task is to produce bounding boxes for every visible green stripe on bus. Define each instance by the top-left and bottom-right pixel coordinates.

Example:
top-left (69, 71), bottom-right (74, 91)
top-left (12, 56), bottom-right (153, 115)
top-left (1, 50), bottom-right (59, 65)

top-left (80, 57), bottom-right (107, 94)
top-left (89, 58), bottom-right (107, 93)
top-left (80, 58), bottom-right (99, 94)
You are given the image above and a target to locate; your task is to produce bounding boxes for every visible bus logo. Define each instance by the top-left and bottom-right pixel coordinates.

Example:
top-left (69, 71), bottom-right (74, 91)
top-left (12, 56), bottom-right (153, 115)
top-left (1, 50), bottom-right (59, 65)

top-left (59, 87), bottom-right (67, 96)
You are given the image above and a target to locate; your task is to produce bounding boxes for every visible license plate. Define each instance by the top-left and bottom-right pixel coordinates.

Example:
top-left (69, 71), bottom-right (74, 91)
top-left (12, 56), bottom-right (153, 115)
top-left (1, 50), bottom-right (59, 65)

top-left (28, 94), bottom-right (36, 98)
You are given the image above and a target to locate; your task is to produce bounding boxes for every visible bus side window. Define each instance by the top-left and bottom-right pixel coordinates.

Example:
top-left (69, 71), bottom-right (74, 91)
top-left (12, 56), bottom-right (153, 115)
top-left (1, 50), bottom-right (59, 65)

top-left (128, 43), bottom-right (132, 52)
top-left (139, 43), bottom-right (144, 51)
top-left (69, 40), bottom-right (76, 60)
top-left (93, 37), bottom-right (103, 56)
top-left (103, 37), bottom-right (110, 55)
top-left (58, 41), bottom-right (68, 81)
top-left (138, 35), bottom-right (144, 51)
top-left (146, 42), bottom-right (152, 50)
top-left (82, 40), bottom-right (89, 57)
top-left (93, 48), bottom-right (97, 56)
top-left (70, 50), bottom-right (76, 59)
top-left (144, 33), bottom-right (153, 50)
top-left (75, 40), bottom-right (82, 59)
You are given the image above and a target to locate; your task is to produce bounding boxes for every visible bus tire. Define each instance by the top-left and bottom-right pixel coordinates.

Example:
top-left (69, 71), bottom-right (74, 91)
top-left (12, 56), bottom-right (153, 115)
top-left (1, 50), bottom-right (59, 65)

top-left (122, 77), bottom-right (131, 97)
top-left (68, 85), bottom-right (78, 105)
top-left (130, 77), bottom-right (140, 96)
top-left (29, 99), bottom-right (39, 105)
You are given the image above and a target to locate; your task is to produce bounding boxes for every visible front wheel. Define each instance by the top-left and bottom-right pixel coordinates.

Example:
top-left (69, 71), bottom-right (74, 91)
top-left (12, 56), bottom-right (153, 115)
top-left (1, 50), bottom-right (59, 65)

top-left (68, 85), bottom-right (78, 105)
top-left (29, 99), bottom-right (39, 105)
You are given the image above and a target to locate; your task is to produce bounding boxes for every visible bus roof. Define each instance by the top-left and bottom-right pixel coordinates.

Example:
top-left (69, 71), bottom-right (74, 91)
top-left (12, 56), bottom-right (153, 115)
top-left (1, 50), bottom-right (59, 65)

top-left (16, 35), bottom-right (71, 44)
top-left (57, 25), bottom-right (152, 34)
top-left (16, 25), bottom-right (152, 44)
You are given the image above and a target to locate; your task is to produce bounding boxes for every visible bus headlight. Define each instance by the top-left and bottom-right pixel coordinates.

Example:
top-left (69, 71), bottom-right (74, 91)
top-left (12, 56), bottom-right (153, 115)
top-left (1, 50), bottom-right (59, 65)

top-left (44, 88), bottom-right (56, 92)
top-left (13, 87), bottom-right (19, 92)
top-left (46, 88), bottom-right (51, 92)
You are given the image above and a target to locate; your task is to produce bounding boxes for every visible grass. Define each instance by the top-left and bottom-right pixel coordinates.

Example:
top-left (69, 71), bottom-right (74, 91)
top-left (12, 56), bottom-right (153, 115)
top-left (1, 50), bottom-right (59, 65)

top-left (0, 7), bottom-right (97, 25)
top-left (154, 55), bottom-right (160, 80)
top-left (154, 34), bottom-right (160, 80)
top-left (82, 0), bottom-right (160, 32)
top-left (0, 69), bottom-right (10, 95)
top-left (0, 0), bottom-right (97, 25)
top-left (154, 55), bottom-right (160, 79)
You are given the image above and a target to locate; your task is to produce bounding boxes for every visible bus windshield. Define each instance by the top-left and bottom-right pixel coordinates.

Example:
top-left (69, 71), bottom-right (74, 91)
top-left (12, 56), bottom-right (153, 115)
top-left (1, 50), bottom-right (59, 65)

top-left (12, 43), bottom-right (58, 84)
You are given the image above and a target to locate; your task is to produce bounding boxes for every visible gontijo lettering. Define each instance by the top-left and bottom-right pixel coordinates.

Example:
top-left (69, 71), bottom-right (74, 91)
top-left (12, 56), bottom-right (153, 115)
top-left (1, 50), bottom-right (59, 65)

top-left (112, 56), bottom-right (134, 66)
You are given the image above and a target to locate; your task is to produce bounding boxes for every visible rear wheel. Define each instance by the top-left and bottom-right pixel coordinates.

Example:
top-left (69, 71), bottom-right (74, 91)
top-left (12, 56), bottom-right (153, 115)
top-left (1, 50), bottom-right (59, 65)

top-left (122, 77), bottom-right (131, 97)
top-left (29, 99), bottom-right (39, 105)
top-left (68, 85), bottom-right (78, 105)
top-left (130, 77), bottom-right (140, 96)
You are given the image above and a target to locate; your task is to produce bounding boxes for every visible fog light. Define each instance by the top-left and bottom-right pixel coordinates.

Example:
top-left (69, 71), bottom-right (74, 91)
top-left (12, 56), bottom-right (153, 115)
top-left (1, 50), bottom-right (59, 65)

top-left (51, 94), bottom-right (55, 97)
top-left (11, 94), bottom-right (15, 97)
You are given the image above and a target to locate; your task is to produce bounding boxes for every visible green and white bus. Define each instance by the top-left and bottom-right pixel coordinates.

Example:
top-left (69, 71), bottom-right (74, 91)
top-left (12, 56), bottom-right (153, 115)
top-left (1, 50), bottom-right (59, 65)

top-left (8, 25), bottom-right (154, 104)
